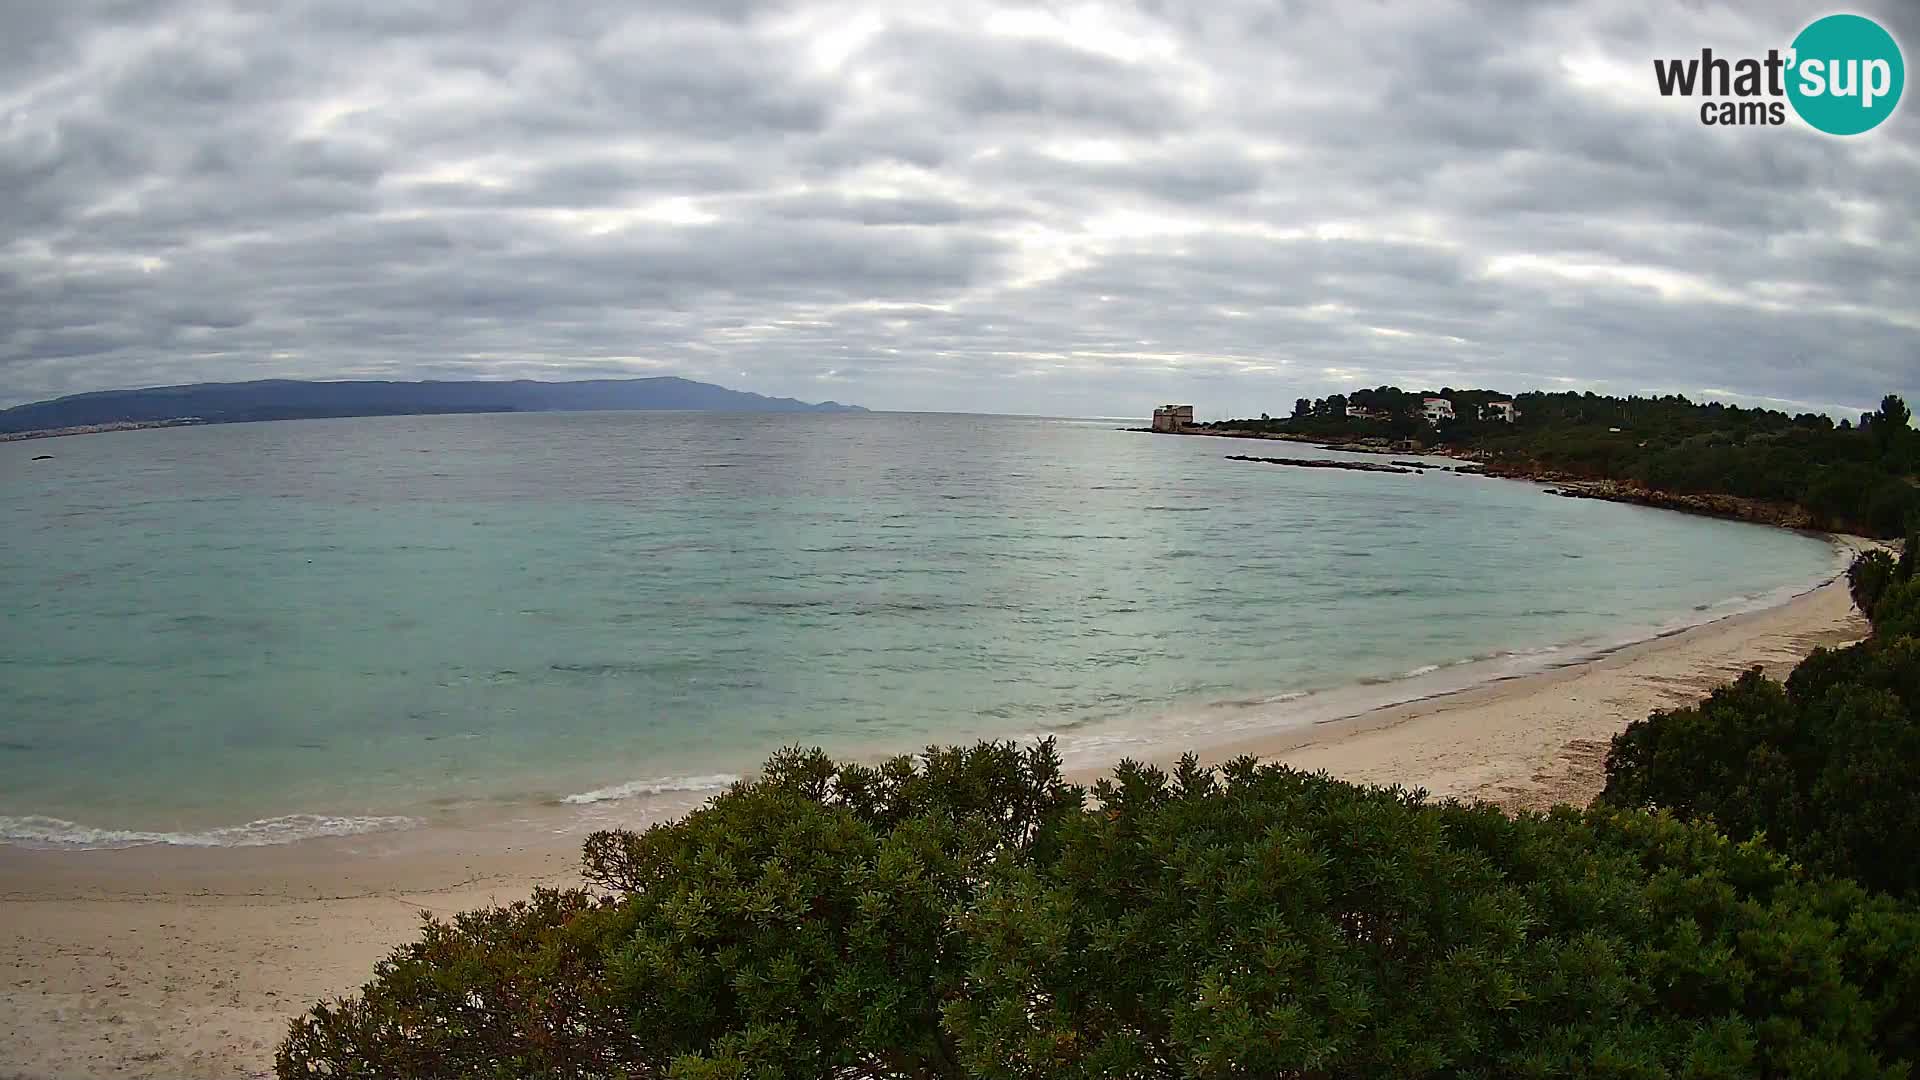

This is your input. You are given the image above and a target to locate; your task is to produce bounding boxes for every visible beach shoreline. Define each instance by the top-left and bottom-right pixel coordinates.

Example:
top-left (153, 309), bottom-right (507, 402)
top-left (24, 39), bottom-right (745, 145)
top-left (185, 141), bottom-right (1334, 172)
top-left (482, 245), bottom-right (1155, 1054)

top-left (0, 551), bottom-right (1876, 1079)
top-left (1109, 557), bottom-right (1869, 808)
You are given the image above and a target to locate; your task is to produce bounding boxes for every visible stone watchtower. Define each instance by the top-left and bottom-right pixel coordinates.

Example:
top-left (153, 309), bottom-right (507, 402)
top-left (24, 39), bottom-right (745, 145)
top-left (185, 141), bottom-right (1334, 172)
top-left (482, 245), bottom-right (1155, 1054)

top-left (1151, 404), bottom-right (1194, 432)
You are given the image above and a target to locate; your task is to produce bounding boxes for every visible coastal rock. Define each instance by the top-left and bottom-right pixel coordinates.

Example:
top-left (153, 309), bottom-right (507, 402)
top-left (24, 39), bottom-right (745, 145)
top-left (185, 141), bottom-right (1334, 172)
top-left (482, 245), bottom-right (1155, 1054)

top-left (1227, 454), bottom-right (1417, 475)
top-left (1540, 479), bottom-right (1816, 529)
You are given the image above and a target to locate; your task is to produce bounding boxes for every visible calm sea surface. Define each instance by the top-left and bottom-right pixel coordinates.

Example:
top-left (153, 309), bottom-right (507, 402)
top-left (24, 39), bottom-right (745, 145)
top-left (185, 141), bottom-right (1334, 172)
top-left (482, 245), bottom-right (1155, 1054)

top-left (0, 411), bottom-right (1839, 846)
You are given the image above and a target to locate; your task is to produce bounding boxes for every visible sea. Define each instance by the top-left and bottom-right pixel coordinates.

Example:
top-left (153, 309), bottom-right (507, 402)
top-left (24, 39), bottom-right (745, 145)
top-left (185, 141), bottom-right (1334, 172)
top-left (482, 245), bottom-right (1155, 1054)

top-left (0, 411), bottom-right (1843, 848)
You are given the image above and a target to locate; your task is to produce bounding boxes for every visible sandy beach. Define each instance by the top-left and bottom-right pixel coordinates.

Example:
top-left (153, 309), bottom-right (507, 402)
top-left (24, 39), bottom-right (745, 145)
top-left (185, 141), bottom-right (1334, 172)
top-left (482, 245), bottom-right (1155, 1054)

top-left (0, 563), bottom-right (1872, 1080)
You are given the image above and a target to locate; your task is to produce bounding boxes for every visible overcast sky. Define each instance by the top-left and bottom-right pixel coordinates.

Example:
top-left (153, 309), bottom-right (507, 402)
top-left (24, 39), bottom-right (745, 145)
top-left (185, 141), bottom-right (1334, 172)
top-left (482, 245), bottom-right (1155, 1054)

top-left (2, 0), bottom-right (1915, 417)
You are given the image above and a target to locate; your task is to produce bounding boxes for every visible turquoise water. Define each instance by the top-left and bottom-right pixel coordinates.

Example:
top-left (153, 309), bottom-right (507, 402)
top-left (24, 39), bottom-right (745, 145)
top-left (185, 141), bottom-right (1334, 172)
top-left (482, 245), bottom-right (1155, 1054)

top-left (0, 412), bottom-right (1839, 846)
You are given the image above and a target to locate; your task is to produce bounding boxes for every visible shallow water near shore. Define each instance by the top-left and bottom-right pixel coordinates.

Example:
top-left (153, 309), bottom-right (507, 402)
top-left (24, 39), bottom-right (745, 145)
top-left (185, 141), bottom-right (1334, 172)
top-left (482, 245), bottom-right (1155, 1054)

top-left (0, 411), bottom-right (1840, 847)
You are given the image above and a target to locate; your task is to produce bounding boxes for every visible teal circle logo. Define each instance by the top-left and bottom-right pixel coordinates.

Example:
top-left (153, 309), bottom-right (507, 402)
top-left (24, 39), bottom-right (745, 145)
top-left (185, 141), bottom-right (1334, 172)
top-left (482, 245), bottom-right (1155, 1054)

top-left (1787, 14), bottom-right (1904, 135)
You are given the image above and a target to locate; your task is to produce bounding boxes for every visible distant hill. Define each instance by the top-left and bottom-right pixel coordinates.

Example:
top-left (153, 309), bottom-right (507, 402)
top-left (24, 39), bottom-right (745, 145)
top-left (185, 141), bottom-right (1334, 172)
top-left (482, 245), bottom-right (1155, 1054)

top-left (0, 377), bottom-right (867, 434)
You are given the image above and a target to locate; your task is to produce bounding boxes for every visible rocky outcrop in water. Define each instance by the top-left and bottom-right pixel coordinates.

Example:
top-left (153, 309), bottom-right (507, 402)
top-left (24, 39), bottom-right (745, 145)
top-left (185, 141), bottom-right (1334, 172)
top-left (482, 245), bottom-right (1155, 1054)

top-left (1226, 454), bottom-right (1417, 474)
top-left (1538, 479), bottom-right (1816, 529)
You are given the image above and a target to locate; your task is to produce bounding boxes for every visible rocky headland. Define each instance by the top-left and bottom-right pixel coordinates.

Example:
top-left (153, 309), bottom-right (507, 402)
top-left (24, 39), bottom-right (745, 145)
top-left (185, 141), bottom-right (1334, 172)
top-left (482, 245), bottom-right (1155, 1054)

top-left (1143, 427), bottom-right (1824, 532)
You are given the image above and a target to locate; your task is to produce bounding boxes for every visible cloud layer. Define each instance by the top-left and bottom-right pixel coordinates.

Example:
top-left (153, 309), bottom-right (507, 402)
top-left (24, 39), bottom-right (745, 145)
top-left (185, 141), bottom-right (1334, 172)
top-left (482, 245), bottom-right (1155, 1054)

top-left (2, 0), bottom-right (1915, 416)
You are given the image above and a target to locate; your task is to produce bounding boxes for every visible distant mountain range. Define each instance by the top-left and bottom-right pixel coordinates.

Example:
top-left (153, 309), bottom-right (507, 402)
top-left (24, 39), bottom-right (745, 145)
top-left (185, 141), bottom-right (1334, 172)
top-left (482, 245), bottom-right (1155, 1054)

top-left (0, 377), bottom-right (867, 434)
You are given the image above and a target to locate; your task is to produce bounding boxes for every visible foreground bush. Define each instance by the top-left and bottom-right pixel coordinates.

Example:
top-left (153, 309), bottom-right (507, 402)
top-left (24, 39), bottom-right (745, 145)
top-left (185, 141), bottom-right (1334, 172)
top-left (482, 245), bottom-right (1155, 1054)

top-left (1601, 542), bottom-right (1920, 898)
top-left (281, 740), bottom-right (1080, 1079)
top-left (281, 744), bottom-right (1920, 1078)
top-left (276, 888), bottom-right (636, 1077)
top-left (951, 760), bottom-right (1920, 1079)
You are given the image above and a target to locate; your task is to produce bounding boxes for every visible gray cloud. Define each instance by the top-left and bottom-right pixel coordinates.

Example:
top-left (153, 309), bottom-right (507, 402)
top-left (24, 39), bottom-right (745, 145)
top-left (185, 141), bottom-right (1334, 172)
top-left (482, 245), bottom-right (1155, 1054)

top-left (0, 0), bottom-right (1914, 417)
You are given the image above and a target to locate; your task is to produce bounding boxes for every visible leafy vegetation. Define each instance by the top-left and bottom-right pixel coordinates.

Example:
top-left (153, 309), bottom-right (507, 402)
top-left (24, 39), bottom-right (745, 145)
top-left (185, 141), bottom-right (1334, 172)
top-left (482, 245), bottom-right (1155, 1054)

top-left (1205, 390), bottom-right (1920, 537)
top-left (283, 735), bottom-right (1920, 1077)
top-left (279, 742), bottom-right (1080, 1079)
top-left (1601, 537), bottom-right (1920, 899)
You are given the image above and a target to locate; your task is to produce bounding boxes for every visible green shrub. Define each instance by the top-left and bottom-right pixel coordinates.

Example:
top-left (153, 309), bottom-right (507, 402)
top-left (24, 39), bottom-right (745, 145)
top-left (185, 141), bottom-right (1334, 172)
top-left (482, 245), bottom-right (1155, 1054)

top-left (281, 740), bottom-right (1079, 1079)
top-left (1871, 577), bottom-right (1920, 641)
top-left (276, 888), bottom-right (638, 1078)
top-left (950, 759), bottom-right (1915, 1079)
top-left (281, 747), bottom-right (1920, 1079)
top-left (1849, 549), bottom-right (1897, 613)
top-left (1601, 547), bottom-right (1920, 899)
top-left (583, 740), bottom-right (1080, 1080)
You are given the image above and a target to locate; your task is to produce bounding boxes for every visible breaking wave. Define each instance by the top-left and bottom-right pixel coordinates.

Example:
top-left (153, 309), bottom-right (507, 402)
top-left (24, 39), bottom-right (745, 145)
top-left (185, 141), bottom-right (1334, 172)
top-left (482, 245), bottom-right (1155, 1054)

top-left (0, 813), bottom-right (419, 850)
top-left (560, 773), bottom-right (741, 806)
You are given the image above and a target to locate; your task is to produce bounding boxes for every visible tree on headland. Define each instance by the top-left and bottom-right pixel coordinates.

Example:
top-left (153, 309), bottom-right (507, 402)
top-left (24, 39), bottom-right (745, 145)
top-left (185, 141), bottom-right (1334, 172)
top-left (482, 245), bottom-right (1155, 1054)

top-left (1875, 394), bottom-right (1911, 457)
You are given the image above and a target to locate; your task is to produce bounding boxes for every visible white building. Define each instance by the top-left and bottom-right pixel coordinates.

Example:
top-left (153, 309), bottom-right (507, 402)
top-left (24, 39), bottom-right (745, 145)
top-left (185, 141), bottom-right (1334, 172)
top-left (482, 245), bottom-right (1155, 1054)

top-left (1420, 397), bottom-right (1455, 424)
top-left (1151, 404), bottom-right (1195, 432)
top-left (1479, 400), bottom-right (1519, 423)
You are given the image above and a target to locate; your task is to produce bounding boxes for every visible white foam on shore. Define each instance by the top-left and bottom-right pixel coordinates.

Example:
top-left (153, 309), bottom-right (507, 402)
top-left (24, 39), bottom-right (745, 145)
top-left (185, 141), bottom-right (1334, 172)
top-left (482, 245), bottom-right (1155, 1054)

top-left (0, 813), bottom-right (420, 850)
top-left (559, 773), bottom-right (740, 805)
